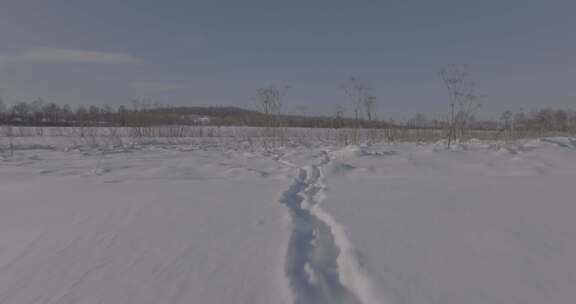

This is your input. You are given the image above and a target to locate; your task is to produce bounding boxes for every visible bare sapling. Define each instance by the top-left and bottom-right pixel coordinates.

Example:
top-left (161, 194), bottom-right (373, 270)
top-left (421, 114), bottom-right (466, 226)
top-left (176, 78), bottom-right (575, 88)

top-left (1, 125), bottom-right (15, 157)
top-left (499, 110), bottom-right (513, 142)
top-left (333, 105), bottom-right (349, 145)
top-left (253, 85), bottom-right (289, 148)
top-left (0, 90), bottom-right (14, 157)
top-left (364, 95), bottom-right (378, 144)
top-left (439, 65), bottom-right (483, 147)
top-left (340, 77), bottom-right (373, 144)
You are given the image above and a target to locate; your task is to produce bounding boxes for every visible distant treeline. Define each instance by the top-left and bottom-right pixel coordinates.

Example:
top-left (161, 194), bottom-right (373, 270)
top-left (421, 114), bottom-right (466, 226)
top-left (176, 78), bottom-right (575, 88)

top-left (0, 98), bottom-right (575, 134)
top-left (0, 98), bottom-right (391, 129)
top-left (404, 108), bottom-right (576, 135)
top-left (0, 99), bottom-right (262, 127)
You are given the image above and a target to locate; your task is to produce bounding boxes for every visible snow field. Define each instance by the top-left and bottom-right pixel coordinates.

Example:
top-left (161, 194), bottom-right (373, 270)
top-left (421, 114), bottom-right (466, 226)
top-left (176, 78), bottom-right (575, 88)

top-left (1, 135), bottom-right (575, 303)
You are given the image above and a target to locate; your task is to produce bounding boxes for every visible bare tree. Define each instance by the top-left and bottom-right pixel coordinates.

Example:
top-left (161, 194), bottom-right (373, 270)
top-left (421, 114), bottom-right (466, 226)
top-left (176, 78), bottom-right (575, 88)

top-left (0, 88), bottom-right (6, 124)
top-left (0, 89), bottom-right (13, 157)
top-left (333, 105), bottom-right (346, 129)
top-left (499, 110), bottom-right (513, 141)
top-left (341, 77), bottom-right (371, 122)
top-left (341, 77), bottom-right (372, 143)
top-left (364, 95), bottom-right (377, 121)
top-left (439, 65), bottom-right (483, 146)
top-left (332, 105), bottom-right (350, 144)
top-left (253, 85), bottom-right (289, 146)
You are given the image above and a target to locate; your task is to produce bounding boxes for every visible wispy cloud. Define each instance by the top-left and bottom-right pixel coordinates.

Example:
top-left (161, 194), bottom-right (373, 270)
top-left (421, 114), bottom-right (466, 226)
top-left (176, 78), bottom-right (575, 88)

top-left (0, 48), bottom-right (141, 65)
top-left (131, 82), bottom-right (186, 91)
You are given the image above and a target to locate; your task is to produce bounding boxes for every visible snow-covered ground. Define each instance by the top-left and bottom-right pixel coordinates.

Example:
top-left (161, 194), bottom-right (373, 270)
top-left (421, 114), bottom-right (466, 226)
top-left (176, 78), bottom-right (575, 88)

top-left (0, 145), bottom-right (296, 304)
top-left (1, 136), bottom-right (575, 303)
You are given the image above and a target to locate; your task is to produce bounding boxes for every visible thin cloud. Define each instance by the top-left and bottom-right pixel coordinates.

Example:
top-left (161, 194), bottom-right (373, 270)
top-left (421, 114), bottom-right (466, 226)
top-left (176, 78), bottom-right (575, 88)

top-left (131, 82), bottom-right (186, 91)
top-left (0, 48), bottom-right (141, 65)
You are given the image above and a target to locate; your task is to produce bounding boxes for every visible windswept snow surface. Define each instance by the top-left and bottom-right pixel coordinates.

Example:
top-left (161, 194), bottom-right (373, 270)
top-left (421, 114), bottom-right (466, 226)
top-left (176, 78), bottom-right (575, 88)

top-left (1, 137), bottom-right (576, 303)
top-left (323, 139), bottom-right (576, 304)
top-left (0, 145), bottom-right (294, 304)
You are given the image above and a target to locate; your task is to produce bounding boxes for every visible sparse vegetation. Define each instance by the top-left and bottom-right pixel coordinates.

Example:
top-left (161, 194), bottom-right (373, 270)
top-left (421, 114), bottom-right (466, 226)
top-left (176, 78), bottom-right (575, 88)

top-left (1, 71), bottom-right (575, 153)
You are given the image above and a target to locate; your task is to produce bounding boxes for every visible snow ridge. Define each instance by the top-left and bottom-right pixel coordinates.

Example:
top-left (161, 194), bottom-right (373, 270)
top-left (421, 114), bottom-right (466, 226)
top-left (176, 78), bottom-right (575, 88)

top-left (278, 151), bottom-right (381, 304)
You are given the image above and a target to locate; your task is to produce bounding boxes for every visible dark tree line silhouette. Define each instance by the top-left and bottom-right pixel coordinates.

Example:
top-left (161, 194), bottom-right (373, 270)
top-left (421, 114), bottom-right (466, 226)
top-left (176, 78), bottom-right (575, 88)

top-left (0, 96), bottom-right (574, 136)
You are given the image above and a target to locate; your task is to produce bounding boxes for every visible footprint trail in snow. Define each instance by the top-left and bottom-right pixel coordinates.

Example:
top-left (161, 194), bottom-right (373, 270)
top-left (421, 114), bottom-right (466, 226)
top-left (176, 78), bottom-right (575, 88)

top-left (278, 151), bottom-right (380, 304)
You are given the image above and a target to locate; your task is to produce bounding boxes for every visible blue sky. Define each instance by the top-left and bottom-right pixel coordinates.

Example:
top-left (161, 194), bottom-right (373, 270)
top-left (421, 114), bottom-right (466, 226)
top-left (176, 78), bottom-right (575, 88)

top-left (0, 0), bottom-right (575, 120)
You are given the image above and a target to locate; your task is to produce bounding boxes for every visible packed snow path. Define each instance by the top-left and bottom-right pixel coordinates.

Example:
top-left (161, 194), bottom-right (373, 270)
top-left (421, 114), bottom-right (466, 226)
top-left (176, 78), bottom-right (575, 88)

top-left (277, 151), bottom-right (379, 304)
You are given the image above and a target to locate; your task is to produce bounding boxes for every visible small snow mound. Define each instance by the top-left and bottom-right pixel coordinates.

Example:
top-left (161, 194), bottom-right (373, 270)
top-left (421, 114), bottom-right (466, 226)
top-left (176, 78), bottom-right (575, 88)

top-left (493, 146), bottom-right (519, 155)
top-left (463, 138), bottom-right (492, 150)
top-left (541, 137), bottom-right (576, 149)
top-left (467, 138), bottom-right (483, 145)
top-left (331, 145), bottom-right (367, 159)
top-left (331, 163), bottom-right (356, 175)
top-left (92, 167), bottom-right (110, 175)
top-left (523, 139), bottom-right (545, 148)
